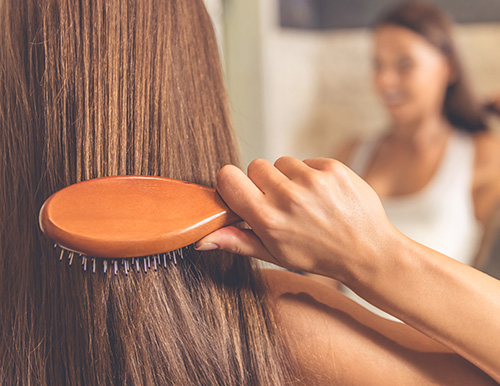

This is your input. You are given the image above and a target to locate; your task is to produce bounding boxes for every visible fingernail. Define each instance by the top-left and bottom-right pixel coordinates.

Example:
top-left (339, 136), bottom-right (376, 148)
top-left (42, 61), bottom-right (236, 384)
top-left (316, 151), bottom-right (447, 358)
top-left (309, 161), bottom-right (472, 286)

top-left (194, 242), bottom-right (219, 251)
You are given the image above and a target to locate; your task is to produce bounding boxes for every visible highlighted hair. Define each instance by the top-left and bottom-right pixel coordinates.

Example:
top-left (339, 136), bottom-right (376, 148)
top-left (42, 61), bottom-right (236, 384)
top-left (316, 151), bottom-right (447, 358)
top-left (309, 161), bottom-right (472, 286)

top-left (0, 0), bottom-right (297, 384)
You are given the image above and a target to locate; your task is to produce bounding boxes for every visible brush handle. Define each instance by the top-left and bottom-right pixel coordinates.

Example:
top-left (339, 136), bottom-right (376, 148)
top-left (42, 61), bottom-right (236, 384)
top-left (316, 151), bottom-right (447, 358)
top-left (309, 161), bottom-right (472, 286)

top-left (39, 176), bottom-right (241, 258)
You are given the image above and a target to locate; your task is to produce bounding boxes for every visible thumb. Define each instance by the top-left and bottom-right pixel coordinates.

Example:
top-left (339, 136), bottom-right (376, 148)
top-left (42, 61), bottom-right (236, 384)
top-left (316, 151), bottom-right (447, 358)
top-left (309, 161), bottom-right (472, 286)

top-left (194, 226), bottom-right (277, 265)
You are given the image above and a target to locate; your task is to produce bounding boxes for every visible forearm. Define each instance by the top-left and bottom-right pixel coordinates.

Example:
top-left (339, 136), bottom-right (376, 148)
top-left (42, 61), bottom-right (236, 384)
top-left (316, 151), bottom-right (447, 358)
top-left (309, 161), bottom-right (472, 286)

top-left (345, 231), bottom-right (500, 383)
top-left (201, 158), bottom-right (500, 381)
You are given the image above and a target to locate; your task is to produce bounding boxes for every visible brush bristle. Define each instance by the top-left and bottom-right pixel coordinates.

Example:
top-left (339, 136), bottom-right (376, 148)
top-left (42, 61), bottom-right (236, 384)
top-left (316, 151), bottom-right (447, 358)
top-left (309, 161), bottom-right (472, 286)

top-left (53, 244), bottom-right (188, 275)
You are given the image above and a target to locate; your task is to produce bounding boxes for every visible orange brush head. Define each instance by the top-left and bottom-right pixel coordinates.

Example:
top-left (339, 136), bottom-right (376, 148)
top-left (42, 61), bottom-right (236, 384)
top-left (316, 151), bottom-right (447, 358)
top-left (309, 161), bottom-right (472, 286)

top-left (39, 176), bottom-right (240, 259)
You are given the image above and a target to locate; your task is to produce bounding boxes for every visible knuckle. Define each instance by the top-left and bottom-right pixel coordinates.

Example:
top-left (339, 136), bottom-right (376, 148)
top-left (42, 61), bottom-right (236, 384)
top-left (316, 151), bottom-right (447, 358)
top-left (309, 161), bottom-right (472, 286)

top-left (217, 165), bottom-right (231, 184)
top-left (247, 158), bottom-right (268, 175)
top-left (217, 164), bottom-right (238, 188)
top-left (322, 158), bottom-right (343, 174)
top-left (319, 159), bottom-right (351, 186)
top-left (273, 156), bottom-right (292, 168)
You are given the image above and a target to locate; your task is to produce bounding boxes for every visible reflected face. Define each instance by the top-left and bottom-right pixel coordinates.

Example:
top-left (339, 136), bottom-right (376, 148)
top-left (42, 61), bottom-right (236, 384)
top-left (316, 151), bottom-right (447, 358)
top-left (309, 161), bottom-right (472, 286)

top-left (373, 25), bottom-right (452, 127)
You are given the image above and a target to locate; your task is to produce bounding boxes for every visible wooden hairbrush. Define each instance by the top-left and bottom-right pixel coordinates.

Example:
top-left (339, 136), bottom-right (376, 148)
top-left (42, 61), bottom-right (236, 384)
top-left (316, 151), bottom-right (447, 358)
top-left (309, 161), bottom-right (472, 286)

top-left (39, 176), bottom-right (241, 274)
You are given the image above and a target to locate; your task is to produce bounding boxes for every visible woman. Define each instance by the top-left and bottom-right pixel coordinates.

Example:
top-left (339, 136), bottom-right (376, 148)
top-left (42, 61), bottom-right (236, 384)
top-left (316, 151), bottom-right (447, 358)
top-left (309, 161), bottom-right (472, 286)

top-left (333, 1), bottom-right (500, 318)
top-left (337, 1), bottom-right (500, 266)
top-left (0, 0), bottom-right (496, 384)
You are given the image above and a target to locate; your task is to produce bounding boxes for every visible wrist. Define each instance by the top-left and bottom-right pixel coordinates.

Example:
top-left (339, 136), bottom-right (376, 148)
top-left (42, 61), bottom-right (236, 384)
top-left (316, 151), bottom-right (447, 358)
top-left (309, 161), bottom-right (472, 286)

top-left (340, 223), bottom-right (408, 291)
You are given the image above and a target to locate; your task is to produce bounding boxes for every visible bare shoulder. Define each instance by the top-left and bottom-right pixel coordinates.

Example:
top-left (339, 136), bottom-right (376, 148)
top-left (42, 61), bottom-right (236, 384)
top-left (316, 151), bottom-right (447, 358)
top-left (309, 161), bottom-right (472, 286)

top-left (260, 269), bottom-right (497, 385)
top-left (260, 269), bottom-right (446, 351)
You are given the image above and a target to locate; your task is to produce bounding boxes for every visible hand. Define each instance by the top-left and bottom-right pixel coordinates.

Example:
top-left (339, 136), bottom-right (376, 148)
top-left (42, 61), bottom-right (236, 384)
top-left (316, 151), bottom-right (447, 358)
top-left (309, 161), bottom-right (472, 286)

top-left (196, 157), bottom-right (397, 284)
top-left (196, 157), bottom-right (500, 383)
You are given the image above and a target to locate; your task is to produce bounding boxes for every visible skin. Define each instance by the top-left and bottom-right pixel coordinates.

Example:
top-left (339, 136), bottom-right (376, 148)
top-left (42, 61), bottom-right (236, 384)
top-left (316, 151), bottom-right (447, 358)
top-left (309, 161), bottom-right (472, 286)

top-left (263, 269), bottom-right (496, 385)
top-left (195, 156), bottom-right (500, 383)
top-left (372, 25), bottom-right (452, 134)
top-left (336, 25), bottom-right (500, 237)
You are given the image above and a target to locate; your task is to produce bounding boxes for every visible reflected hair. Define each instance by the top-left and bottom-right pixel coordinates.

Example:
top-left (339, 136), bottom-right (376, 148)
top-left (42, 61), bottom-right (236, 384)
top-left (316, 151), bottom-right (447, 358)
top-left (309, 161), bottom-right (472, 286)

top-left (375, 0), bottom-right (488, 133)
top-left (0, 0), bottom-right (297, 384)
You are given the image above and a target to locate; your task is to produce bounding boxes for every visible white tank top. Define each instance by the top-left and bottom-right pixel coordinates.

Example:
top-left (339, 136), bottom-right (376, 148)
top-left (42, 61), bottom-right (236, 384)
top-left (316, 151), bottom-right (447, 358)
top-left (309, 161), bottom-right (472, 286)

top-left (341, 131), bottom-right (483, 321)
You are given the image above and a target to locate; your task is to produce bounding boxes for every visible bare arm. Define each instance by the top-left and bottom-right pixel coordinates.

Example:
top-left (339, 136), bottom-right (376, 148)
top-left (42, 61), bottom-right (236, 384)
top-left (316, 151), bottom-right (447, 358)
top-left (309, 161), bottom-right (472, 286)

top-left (196, 156), bottom-right (500, 382)
top-left (264, 269), bottom-right (497, 385)
top-left (352, 233), bottom-right (500, 382)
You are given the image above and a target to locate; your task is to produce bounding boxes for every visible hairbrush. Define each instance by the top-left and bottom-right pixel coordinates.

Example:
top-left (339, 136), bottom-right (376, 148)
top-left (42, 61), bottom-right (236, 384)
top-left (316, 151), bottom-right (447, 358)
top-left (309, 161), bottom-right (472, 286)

top-left (39, 176), bottom-right (240, 275)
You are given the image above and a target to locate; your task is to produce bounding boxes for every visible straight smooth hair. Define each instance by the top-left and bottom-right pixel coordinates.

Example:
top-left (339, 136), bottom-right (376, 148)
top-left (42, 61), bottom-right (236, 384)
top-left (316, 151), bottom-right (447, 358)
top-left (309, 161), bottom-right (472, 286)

top-left (0, 0), bottom-right (297, 384)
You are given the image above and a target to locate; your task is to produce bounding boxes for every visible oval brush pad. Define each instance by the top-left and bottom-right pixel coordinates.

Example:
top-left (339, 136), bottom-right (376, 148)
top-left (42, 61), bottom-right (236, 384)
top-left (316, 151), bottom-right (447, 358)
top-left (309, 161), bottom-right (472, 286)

top-left (39, 176), bottom-right (240, 260)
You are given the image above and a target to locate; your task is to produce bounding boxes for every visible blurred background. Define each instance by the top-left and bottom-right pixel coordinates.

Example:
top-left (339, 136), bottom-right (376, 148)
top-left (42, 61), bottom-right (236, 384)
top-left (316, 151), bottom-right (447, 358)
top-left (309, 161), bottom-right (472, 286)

top-left (205, 0), bottom-right (500, 167)
top-left (204, 0), bottom-right (500, 280)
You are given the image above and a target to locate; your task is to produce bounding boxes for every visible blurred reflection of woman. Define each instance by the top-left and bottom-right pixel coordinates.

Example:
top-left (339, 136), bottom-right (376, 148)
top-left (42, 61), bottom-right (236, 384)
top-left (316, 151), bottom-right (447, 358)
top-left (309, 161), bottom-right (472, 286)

top-left (335, 1), bottom-right (500, 319)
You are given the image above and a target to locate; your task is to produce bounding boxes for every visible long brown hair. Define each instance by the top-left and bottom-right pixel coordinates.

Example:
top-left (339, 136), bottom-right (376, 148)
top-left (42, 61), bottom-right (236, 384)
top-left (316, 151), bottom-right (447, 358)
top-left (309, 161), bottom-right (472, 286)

top-left (375, 1), bottom-right (488, 133)
top-left (0, 0), bottom-right (296, 384)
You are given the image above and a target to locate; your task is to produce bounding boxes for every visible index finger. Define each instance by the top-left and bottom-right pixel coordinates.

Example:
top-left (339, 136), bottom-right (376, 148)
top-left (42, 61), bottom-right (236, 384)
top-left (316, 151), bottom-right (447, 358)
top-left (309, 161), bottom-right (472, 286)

top-left (216, 164), bottom-right (265, 224)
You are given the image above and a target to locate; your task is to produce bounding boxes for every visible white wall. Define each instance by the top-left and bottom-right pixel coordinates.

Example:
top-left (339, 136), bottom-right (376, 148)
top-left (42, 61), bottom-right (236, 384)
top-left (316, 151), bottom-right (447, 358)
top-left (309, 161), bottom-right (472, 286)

top-left (258, 2), bottom-right (500, 162)
top-left (219, 1), bottom-right (500, 166)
